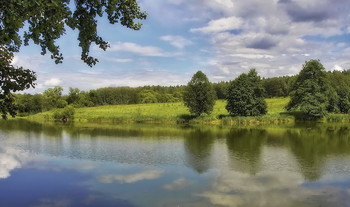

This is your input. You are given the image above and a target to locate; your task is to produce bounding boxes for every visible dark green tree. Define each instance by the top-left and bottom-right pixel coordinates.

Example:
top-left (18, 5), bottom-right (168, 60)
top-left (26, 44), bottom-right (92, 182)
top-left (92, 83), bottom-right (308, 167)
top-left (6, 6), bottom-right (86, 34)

top-left (327, 71), bottom-right (350, 114)
top-left (183, 71), bottom-right (216, 116)
top-left (0, 48), bottom-right (36, 119)
top-left (262, 76), bottom-right (289, 97)
top-left (286, 60), bottom-right (333, 120)
top-left (226, 69), bottom-right (267, 116)
top-left (1, 0), bottom-right (147, 119)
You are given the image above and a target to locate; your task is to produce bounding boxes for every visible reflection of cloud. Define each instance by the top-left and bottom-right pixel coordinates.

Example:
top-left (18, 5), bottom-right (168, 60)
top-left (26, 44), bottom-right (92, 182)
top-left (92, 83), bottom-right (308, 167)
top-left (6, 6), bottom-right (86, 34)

top-left (34, 197), bottom-right (72, 207)
top-left (0, 150), bottom-right (22, 179)
top-left (196, 170), bottom-right (347, 207)
top-left (163, 178), bottom-right (192, 191)
top-left (99, 170), bottom-right (164, 184)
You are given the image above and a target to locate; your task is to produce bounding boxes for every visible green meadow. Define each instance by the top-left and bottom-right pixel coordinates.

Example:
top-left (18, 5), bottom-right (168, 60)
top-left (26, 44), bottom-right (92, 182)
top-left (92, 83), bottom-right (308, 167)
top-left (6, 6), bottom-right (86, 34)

top-left (27, 97), bottom-right (298, 125)
top-left (26, 97), bottom-right (350, 125)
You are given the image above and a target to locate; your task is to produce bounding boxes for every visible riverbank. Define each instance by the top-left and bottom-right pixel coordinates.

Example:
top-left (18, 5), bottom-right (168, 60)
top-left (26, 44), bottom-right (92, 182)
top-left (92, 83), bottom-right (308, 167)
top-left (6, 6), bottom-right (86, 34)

top-left (25, 97), bottom-right (350, 125)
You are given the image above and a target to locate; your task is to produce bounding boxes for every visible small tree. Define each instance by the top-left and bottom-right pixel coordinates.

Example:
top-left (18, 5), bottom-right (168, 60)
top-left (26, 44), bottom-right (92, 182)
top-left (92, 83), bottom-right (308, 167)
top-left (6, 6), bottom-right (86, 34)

top-left (226, 69), bottom-right (267, 116)
top-left (183, 71), bottom-right (216, 116)
top-left (286, 60), bottom-right (332, 120)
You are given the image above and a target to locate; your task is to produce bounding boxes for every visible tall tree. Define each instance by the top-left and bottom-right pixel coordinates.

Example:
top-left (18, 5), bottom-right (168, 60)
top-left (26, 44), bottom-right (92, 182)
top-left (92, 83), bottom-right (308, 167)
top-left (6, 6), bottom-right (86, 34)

top-left (226, 69), bottom-right (267, 116)
top-left (0, 0), bottom-right (147, 119)
top-left (183, 71), bottom-right (216, 116)
top-left (286, 60), bottom-right (334, 120)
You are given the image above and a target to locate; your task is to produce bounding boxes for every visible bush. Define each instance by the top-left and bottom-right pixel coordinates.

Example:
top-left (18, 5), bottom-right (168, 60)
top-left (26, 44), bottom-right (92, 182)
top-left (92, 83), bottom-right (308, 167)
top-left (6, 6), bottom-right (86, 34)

top-left (53, 105), bottom-right (75, 122)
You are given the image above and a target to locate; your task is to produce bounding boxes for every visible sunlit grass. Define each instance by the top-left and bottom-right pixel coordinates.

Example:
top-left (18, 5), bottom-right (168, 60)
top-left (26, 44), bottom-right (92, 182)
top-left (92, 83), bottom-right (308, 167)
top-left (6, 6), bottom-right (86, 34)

top-left (28, 98), bottom-right (294, 125)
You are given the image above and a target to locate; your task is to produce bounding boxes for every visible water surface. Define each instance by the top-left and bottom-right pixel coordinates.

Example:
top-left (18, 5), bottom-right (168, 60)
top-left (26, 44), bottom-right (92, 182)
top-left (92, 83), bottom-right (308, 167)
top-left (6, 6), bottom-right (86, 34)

top-left (1, 120), bottom-right (350, 207)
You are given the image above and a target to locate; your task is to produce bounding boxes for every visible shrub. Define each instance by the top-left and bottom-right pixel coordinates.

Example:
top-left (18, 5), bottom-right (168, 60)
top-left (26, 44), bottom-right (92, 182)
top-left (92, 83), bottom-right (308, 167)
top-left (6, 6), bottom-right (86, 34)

top-left (53, 105), bottom-right (75, 122)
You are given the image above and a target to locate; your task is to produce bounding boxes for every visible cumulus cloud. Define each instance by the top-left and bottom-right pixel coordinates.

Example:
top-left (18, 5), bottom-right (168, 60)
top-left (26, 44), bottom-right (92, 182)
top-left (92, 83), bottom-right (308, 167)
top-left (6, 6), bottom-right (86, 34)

top-left (191, 16), bottom-right (242, 33)
top-left (43, 78), bottom-right (62, 86)
top-left (181, 0), bottom-right (350, 78)
top-left (332, 64), bottom-right (344, 71)
top-left (110, 42), bottom-right (178, 57)
top-left (160, 35), bottom-right (193, 49)
top-left (98, 170), bottom-right (164, 184)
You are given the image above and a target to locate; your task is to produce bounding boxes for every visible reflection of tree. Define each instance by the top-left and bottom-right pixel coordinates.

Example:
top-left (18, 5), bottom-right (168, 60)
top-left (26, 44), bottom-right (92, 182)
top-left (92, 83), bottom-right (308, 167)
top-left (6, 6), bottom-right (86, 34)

top-left (226, 128), bottom-right (267, 175)
top-left (0, 119), bottom-right (62, 138)
top-left (286, 126), bottom-right (350, 181)
top-left (184, 128), bottom-right (214, 173)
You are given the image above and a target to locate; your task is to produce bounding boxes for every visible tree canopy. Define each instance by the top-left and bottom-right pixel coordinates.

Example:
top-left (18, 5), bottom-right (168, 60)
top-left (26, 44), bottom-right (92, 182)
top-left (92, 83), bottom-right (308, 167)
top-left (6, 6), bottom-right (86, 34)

top-left (183, 71), bottom-right (216, 116)
top-left (286, 60), bottom-right (334, 120)
top-left (226, 69), bottom-right (267, 116)
top-left (0, 0), bottom-right (147, 119)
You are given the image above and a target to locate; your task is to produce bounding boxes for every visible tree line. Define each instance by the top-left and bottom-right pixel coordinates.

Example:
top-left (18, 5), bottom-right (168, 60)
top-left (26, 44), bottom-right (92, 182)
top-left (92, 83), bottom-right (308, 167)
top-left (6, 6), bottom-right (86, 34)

top-left (14, 85), bottom-right (185, 116)
top-left (184, 60), bottom-right (350, 120)
top-left (14, 59), bottom-right (350, 120)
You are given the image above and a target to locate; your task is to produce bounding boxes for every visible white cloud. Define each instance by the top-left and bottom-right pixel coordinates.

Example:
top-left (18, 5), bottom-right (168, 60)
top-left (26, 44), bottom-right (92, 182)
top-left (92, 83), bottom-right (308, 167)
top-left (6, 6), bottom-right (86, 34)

top-left (160, 35), bottom-right (193, 49)
top-left (98, 170), bottom-right (164, 184)
top-left (191, 16), bottom-right (243, 33)
top-left (43, 78), bottom-right (62, 86)
top-left (110, 42), bottom-right (177, 57)
top-left (332, 64), bottom-right (344, 71)
top-left (231, 54), bottom-right (274, 59)
top-left (105, 58), bottom-right (133, 63)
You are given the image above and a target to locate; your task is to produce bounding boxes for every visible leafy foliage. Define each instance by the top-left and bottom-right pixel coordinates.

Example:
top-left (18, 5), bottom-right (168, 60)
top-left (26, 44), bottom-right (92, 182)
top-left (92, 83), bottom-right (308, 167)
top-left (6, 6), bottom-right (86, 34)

top-left (0, 48), bottom-right (36, 119)
top-left (42, 86), bottom-right (67, 110)
top-left (286, 60), bottom-right (333, 120)
top-left (0, 0), bottom-right (146, 119)
top-left (226, 69), bottom-right (267, 116)
top-left (53, 105), bottom-right (75, 122)
top-left (183, 71), bottom-right (216, 116)
top-left (261, 76), bottom-right (291, 98)
top-left (327, 71), bottom-right (350, 114)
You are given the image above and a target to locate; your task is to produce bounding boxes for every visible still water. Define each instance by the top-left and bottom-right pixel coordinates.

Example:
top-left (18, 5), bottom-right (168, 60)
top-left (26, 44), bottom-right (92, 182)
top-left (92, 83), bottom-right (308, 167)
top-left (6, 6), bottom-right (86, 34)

top-left (1, 120), bottom-right (350, 207)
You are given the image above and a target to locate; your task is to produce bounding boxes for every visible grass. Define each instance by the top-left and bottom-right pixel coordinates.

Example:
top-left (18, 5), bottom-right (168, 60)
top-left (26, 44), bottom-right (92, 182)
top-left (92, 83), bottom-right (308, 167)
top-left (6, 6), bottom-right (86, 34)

top-left (27, 97), bottom-right (296, 125)
top-left (27, 97), bottom-right (350, 125)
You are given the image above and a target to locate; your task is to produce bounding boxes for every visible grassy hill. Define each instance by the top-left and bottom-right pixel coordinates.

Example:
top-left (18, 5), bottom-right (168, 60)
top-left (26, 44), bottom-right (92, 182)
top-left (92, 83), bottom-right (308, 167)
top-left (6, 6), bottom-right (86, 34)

top-left (27, 97), bottom-right (296, 125)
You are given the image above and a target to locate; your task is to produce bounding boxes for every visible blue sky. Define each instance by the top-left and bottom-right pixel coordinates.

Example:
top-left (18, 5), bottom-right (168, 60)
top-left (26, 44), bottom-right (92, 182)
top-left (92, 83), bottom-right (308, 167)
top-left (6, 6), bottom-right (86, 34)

top-left (12, 0), bottom-right (350, 93)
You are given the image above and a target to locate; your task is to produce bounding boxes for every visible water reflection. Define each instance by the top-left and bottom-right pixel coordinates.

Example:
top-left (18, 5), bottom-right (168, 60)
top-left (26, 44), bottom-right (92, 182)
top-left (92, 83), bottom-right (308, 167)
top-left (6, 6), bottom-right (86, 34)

top-left (1, 120), bottom-right (350, 206)
top-left (0, 147), bottom-right (22, 179)
top-left (184, 128), bottom-right (214, 173)
top-left (226, 128), bottom-right (267, 175)
top-left (286, 125), bottom-right (350, 181)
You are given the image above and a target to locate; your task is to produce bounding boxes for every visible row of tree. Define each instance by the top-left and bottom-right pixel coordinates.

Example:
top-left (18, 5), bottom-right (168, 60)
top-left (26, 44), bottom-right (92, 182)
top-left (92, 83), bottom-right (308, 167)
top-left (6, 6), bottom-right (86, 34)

top-left (14, 85), bottom-right (185, 116)
top-left (13, 74), bottom-right (295, 116)
top-left (183, 60), bottom-right (350, 120)
top-left (13, 60), bottom-right (350, 120)
top-left (183, 69), bottom-right (267, 117)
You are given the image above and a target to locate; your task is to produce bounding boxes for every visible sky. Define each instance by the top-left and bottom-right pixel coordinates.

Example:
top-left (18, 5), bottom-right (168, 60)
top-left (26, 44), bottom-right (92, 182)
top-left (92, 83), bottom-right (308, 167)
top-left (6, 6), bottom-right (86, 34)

top-left (12, 0), bottom-right (350, 93)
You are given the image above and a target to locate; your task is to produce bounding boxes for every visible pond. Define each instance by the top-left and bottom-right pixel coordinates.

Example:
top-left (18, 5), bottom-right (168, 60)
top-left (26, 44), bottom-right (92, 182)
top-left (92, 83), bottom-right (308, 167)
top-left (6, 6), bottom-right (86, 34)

top-left (1, 120), bottom-right (350, 207)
